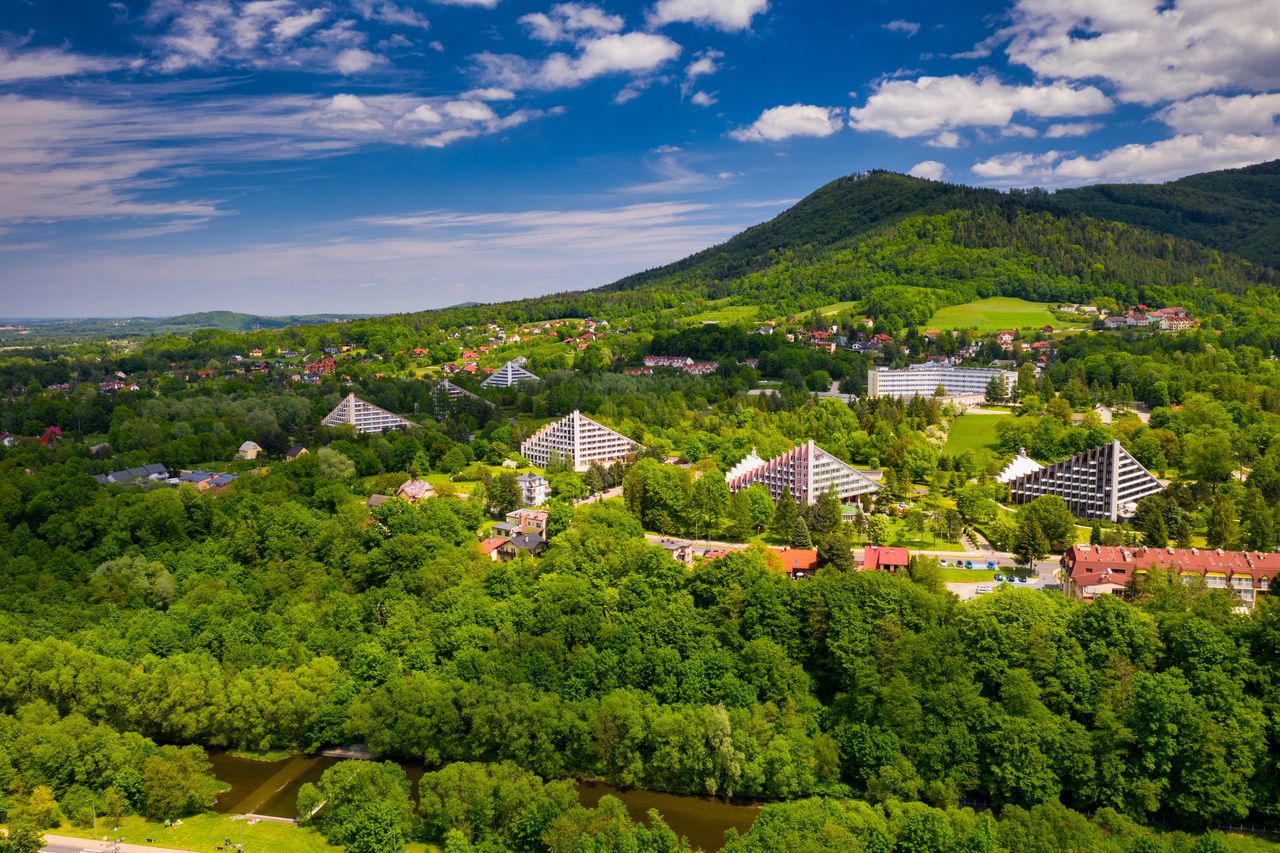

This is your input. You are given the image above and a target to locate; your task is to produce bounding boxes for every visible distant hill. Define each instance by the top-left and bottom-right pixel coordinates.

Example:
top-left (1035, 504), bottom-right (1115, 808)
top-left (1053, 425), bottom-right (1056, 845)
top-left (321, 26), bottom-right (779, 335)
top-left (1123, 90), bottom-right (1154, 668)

top-left (0, 310), bottom-right (371, 344)
top-left (1044, 160), bottom-right (1280, 269)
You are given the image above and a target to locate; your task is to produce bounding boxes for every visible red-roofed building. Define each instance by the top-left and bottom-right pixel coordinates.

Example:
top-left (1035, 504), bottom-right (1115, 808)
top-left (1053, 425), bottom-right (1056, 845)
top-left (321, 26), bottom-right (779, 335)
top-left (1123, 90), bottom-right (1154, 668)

top-left (776, 547), bottom-right (819, 578)
top-left (863, 545), bottom-right (910, 573)
top-left (479, 537), bottom-right (507, 561)
top-left (306, 357), bottom-right (336, 375)
top-left (1062, 544), bottom-right (1280, 610)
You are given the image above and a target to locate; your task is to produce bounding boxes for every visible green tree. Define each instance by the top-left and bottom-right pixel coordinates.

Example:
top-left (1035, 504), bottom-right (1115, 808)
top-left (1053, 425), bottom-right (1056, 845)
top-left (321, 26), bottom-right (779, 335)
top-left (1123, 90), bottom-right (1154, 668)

top-left (790, 516), bottom-right (813, 549)
top-left (1013, 514), bottom-right (1049, 568)
top-left (865, 514), bottom-right (891, 546)
top-left (769, 487), bottom-right (800, 542)
top-left (1205, 491), bottom-right (1238, 549)
top-left (1015, 496), bottom-right (1074, 551)
top-left (689, 471), bottom-right (730, 540)
top-left (488, 471), bottom-right (521, 516)
top-left (316, 446), bottom-right (356, 481)
top-left (1243, 489), bottom-right (1275, 551)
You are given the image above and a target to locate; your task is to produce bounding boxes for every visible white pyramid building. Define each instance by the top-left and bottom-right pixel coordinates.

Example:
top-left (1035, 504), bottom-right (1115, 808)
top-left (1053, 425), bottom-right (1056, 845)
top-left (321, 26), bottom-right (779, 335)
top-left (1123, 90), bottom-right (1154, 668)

top-left (322, 393), bottom-right (415, 433)
top-left (482, 358), bottom-right (541, 389)
top-left (726, 441), bottom-right (879, 504)
top-left (1005, 439), bottom-right (1162, 521)
top-left (997, 448), bottom-right (1043, 484)
top-left (520, 410), bottom-right (639, 472)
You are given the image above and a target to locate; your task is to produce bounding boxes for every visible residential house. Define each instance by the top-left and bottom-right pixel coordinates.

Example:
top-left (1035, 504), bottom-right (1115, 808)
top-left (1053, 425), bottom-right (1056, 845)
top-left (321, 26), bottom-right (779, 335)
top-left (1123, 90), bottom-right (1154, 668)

top-left (94, 463), bottom-right (170, 486)
top-left (659, 539), bottom-right (694, 566)
top-left (478, 537), bottom-right (507, 561)
top-left (516, 473), bottom-right (549, 507)
top-left (497, 532), bottom-right (548, 560)
top-left (506, 508), bottom-right (549, 534)
top-left (237, 440), bottom-right (263, 460)
top-left (863, 545), bottom-right (910, 573)
top-left (396, 479), bottom-right (434, 502)
top-left (365, 494), bottom-right (391, 510)
top-left (285, 444), bottom-right (309, 461)
top-left (777, 547), bottom-right (820, 579)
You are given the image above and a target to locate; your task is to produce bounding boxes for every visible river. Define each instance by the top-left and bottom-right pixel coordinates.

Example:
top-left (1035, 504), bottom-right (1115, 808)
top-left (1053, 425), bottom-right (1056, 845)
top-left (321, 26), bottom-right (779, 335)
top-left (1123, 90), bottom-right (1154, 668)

top-left (207, 753), bottom-right (758, 851)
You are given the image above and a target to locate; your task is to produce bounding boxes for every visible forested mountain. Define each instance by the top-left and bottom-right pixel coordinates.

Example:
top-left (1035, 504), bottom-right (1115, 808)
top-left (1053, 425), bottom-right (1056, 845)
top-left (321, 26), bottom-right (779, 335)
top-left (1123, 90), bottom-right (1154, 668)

top-left (1, 310), bottom-right (369, 345)
top-left (1046, 160), bottom-right (1280, 269)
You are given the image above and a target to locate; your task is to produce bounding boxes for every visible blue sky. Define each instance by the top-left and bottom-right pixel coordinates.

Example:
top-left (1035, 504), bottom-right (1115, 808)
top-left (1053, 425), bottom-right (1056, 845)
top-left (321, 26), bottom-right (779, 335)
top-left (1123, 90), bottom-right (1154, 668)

top-left (1, 0), bottom-right (1278, 317)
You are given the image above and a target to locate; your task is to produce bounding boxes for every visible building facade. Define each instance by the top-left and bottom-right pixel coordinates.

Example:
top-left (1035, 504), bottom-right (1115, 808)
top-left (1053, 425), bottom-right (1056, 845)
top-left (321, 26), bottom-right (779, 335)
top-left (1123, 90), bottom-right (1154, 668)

top-left (1062, 544), bottom-right (1280, 611)
top-left (517, 473), bottom-right (549, 506)
top-left (520, 410), bottom-right (640, 472)
top-left (867, 364), bottom-right (1017, 399)
top-left (725, 440), bottom-right (879, 505)
top-left (1005, 439), bottom-right (1162, 521)
top-left (322, 393), bottom-right (416, 433)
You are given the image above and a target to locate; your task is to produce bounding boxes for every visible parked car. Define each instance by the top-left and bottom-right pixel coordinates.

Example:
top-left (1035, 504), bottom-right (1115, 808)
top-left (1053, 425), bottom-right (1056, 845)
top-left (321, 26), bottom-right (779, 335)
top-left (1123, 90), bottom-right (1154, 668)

top-left (964, 560), bottom-right (973, 569)
top-left (995, 573), bottom-right (1004, 582)
top-left (976, 585), bottom-right (992, 594)
top-left (986, 560), bottom-right (997, 569)
top-left (939, 559), bottom-right (950, 567)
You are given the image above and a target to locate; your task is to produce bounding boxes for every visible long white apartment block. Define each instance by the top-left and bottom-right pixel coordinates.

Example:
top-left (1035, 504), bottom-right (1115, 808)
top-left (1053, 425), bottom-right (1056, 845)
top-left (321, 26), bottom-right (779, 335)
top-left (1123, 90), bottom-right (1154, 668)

top-left (868, 364), bottom-right (1016, 399)
top-left (520, 410), bottom-right (640, 472)
top-left (322, 393), bottom-right (416, 433)
top-left (726, 440), bottom-right (879, 504)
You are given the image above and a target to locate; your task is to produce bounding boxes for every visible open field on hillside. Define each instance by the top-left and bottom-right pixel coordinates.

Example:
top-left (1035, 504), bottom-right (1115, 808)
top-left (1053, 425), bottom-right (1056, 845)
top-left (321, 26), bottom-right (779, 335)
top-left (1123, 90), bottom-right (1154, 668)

top-left (944, 414), bottom-right (1007, 455)
top-left (929, 297), bottom-right (1086, 332)
top-left (682, 300), bottom-right (761, 325)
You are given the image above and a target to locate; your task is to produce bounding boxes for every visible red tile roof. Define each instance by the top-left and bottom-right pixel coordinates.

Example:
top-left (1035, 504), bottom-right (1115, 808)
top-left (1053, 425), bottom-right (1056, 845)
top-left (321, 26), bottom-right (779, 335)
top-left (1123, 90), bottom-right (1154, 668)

top-left (1063, 544), bottom-right (1280, 582)
top-left (479, 537), bottom-right (507, 554)
top-left (776, 548), bottom-right (819, 573)
top-left (864, 545), bottom-right (910, 571)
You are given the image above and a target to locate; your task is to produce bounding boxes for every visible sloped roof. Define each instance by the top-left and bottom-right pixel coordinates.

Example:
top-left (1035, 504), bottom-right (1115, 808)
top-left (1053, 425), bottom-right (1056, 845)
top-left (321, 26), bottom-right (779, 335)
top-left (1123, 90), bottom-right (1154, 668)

top-left (997, 448), bottom-right (1043, 484)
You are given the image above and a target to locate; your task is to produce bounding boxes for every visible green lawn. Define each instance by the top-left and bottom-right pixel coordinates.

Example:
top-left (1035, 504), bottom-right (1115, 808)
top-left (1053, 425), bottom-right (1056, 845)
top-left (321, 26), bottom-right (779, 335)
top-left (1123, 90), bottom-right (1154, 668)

top-left (940, 568), bottom-right (998, 583)
top-left (944, 414), bottom-right (1007, 455)
top-left (815, 300), bottom-right (860, 317)
top-left (929, 297), bottom-right (1085, 332)
top-left (880, 516), bottom-right (966, 551)
top-left (686, 304), bottom-right (761, 325)
top-left (47, 813), bottom-right (343, 853)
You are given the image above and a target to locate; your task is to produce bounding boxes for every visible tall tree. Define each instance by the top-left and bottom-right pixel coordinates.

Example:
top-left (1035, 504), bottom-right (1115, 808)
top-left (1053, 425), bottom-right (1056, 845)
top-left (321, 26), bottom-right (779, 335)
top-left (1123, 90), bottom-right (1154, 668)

top-left (770, 487), bottom-right (800, 542)
top-left (1205, 491), bottom-right (1238, 549)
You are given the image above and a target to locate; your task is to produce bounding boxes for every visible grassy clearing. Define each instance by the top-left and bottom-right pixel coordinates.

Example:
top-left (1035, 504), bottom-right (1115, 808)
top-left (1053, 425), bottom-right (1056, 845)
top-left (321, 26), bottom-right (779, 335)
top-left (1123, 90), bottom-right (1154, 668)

top-left (684, 303), bottom-right (761, 325)
top-left (944, 414), bottom-right (1007, 455)
top-left (940, 568), bottom-right (998, 583)
top-left (929, 297), bottom-right (1084, 332)
top-left (815, 301), bottom-right (860, 317)
top-left (879, 517), bottom-right (966, 551)
top-left (49, 813), bottom-right (342, 853)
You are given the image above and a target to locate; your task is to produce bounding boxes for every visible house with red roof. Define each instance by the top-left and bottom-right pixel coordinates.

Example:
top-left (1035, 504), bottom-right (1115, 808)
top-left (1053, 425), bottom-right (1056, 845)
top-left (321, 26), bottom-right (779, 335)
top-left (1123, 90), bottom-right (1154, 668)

top-left (863, 545), bottom-right (910, 573)
top-left (776, 547), bottom-right (819, 578)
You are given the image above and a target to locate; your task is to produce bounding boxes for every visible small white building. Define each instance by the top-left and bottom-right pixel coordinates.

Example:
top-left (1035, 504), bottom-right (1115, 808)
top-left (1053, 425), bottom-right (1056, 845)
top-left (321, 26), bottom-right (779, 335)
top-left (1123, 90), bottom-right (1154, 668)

top-left (237, 440), bottom-right (263, 460)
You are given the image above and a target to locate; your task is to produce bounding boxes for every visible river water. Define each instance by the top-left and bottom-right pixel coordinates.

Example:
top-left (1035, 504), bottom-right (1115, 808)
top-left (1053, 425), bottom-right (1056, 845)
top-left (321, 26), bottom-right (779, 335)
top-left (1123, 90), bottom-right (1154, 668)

top-left (207, 753), bottom-right (758, 851)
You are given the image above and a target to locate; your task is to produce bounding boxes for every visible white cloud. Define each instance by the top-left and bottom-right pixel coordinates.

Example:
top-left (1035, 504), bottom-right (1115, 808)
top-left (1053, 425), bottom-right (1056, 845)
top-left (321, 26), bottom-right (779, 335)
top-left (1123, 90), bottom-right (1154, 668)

top-left (1159, 93), bottom-right (1280, 135)
top-left (1000, 0), bottom-right (1280, 104)
top-left (848, 74), bottom-right (1111, 138)
top-left (907, 160), bottom-right (945, 180)
top-left (430, 0), bottom-right (499, 7)
top-left (0, 46), bottom-right (131, 82)
top-left (1000, 123), bottom-right (1038, 138)
top-left (926, 130), bottom-right (962, 148)
top-left (1044, 121), bottom-right (1101, 138)
top-left (274, 8), bottom-right (328, 41)
top-left (352, 1), bottom-right (432, 29)
top-left (335, 47), bottom-right (383, 73)
top-left (520, 3), bottom-right (624, 42)
top-left (648, 0), bottom-right (768, 32)
top-left (475, 31), bottom-right (681, 90)
top-left (690, 90), bottom-right (716, 106)
top-left (0, 88), bottom-right (559, 230)
top-left (464, 87), bottom-right (517, 101)
top-left (730, 104), bottom-right (844, 142)
top-left (971, 150), bottom-right (1061, 179)
top-left (684, 49), bottom-right (722, 82)
top-left (972, 132), bottom-right (1280, 186)
top-left (1053, 133), bottom-right (1280, 183)
top-left (882, 20), bottom-right (920, 37)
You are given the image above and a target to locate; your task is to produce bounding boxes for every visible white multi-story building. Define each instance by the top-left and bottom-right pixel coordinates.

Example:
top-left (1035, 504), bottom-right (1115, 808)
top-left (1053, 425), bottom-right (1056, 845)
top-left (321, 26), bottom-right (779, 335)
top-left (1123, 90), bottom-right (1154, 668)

top-left (726, 440), bottom-right (879, 504)
top-left (520, 410), bottom-right (640, 472)
top-left (1005, 439), bottom-right (1163, 521)
top-left (868, 364), bottom-right (1017, 399)
top-left (517, 473), bottom-right (550, 506)
top-left (322, 393), bottom-right (415, 433)
top-left (481, 357), bottom-right (541, 388)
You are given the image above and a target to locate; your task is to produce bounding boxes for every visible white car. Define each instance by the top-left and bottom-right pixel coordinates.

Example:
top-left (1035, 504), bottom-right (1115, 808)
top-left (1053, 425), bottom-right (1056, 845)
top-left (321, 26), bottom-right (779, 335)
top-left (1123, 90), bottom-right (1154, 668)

top-left (975, 584), bottom-right (992, 594)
